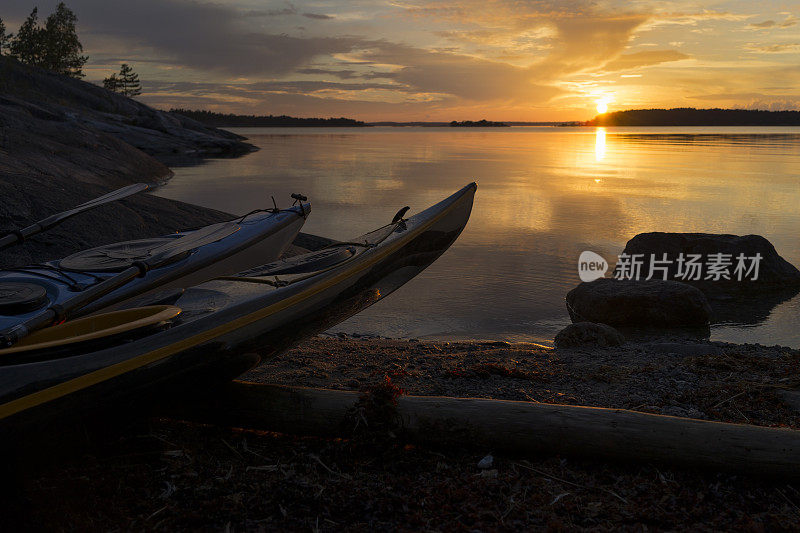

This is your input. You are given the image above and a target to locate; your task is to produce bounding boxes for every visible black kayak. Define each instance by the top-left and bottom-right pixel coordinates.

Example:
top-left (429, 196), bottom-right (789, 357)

top-left (0, 183), bottom-right (476, 439)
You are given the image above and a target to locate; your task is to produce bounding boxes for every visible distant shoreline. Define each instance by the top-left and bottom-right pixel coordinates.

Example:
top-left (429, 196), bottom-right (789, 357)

top-left (583, 108), bottom-right (800, 127)
top-left (170, 109), bottom-right (368, 127)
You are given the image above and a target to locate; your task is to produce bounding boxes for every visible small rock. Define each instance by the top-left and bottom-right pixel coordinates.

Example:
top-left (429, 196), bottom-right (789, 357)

top-left (554, 322), bottom-right (625, 349)
top-left (346, 379), bottom-right (361, 390)
top-left (477, 454), bottom-right (494, 469)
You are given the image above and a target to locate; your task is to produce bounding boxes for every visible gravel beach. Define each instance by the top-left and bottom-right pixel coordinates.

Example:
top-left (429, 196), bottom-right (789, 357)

top-left (11, 336), bottom-right (800, 531)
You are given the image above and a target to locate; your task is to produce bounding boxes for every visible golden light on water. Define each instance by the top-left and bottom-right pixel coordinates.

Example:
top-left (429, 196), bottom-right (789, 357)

top-left (595, 127), bottom-right (606, 160)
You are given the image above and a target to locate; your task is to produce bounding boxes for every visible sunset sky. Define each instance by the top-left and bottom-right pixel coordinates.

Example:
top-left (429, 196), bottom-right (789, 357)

top-left (4, 1), bottom-right (800, 121)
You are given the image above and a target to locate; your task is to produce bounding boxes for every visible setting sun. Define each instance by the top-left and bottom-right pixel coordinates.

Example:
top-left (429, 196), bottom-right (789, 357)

top-left (596, 101), bottom-right (608, 114)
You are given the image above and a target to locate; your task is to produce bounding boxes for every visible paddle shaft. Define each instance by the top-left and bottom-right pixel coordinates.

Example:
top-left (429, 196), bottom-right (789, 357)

top-left (0, 265), bottom-right (143, 346)
top-left (0, 183), bottom-right (148, 251)
top-left (0, 218), bottom-right (243, 347)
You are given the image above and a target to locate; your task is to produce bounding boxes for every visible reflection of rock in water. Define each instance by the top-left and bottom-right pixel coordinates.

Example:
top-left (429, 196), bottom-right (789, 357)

top-left (707, 286), bottom-right (800, 326)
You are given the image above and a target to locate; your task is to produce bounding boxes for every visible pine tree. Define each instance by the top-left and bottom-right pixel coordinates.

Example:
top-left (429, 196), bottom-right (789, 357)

top-left (0, 18), bottom-right (13, 56)
top-left (9, 8), bottom-right (45, 66)
top-left (42, 2), bottom-right (87, 78)
top-left (103, 64), bottom-right (142, 97)
top-left (118, 63), bottom-right (141, 96)
top-left (103, 73), bottom-right (120, 92)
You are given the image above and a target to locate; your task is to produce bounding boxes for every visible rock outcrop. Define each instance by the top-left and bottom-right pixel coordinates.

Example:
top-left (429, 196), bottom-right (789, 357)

top-left (0, 57), bottom-right (257, 268)
top-left (566, 279), bottom-right (712, 327)
top-left (618, 232), bottom-right (800, 290)
top-left (0, 57), bottom-right (254, 159)
top-left (554, 322), bottom-right (625, 349)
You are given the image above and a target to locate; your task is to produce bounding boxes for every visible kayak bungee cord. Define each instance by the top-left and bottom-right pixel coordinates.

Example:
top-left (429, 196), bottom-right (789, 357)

top-left (182, 193), bottom-right (309, 229)
top-left (0, 263), bottom-right (103, 291)
top-left (215, 204), bottom-right (413, 288)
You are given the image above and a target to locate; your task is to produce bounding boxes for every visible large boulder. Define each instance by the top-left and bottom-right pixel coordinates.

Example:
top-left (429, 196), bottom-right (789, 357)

top-left (618, 233), bottom-right (800, 291)
top-left (566, 279), bottom-right (712, 327)
top-left (554, 322), bottom-right (625, 348)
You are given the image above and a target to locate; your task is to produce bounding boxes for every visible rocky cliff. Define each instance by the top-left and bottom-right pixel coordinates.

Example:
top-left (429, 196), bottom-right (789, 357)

top-left (0, 57), bottom-right (257, 268)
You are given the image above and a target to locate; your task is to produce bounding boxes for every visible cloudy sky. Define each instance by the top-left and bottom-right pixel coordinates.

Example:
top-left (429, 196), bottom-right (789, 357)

top-left (3, 0), bottom-right (800, 120)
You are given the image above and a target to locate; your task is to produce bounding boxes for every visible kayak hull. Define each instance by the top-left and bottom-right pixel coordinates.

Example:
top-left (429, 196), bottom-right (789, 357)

top-left (0, 184), bottom-right (476, 443)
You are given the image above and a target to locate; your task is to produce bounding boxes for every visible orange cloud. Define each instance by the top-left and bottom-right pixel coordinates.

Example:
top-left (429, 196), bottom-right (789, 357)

top-left (601, 50), bottom-right (690, 72)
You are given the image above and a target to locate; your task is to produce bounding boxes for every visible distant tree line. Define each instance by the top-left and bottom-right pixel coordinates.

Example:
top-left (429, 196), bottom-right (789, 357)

top-left (171, 109), bottom-right (368, 127)
top-left (449, 119), bottom-right (509, 127)
top-left (0, 3), bottom-right (86, 78)
top-left (586, 108), bottom-right (800, 126)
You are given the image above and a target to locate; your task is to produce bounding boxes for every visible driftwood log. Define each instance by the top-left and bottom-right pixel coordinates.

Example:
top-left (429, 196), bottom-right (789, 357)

top-left (169, 381), bottom-right (800, 478)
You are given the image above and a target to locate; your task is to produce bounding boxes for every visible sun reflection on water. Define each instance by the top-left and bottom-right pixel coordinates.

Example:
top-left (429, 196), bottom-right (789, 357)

top-left (595, 127), bottom-right (606, 161)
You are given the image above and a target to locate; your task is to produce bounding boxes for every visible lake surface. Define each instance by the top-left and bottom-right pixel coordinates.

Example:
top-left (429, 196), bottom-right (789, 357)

top-left (155, 126), bottom-right (800, 347)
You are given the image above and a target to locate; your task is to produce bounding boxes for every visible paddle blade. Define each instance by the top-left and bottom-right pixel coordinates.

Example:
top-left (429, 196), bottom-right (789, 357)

top-left (0, 183), bottom-right (149, 251)
top-left (74, 183), bottom-right (149, 210)
top-left (41, 183), bottom-right (149, 230)
top-left (148, 221), bottom-right (241, 265)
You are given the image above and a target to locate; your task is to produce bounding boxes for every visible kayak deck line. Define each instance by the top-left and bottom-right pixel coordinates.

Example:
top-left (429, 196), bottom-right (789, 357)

top-left (0, 183), bottom-right (476, 422)
top-left (215, 222), bottom-right (402, 287)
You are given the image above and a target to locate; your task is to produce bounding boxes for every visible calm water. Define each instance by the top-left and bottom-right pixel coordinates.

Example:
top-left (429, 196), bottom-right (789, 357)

top-left (155, 126), bottom-right (800, 347)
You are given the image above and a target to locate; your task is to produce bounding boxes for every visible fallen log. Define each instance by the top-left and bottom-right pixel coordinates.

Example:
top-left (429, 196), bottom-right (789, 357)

top-left (168, 381), bottom-right (800, 478)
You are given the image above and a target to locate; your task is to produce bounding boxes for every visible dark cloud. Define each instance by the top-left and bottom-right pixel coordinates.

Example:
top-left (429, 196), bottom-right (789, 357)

top-left (144, 79), bottom-right (405, 95)
top-left (297, 68), bottom-right (361, 79)
top-left (1, 0), bottom-right (362, 75)
top-left (302, 13), bottom-right (334, 20)
top-left (296, 68), bottom-right (398, 80)
top-left (245, 2), bottom-right (298, 17)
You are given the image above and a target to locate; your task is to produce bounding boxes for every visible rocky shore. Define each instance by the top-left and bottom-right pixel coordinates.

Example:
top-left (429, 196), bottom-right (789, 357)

top-left (0, 57), bottom-right (254, 269)
top-left (13, 335), bottom-right (800, 530)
